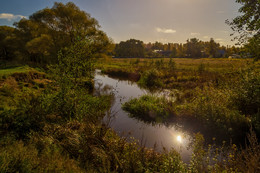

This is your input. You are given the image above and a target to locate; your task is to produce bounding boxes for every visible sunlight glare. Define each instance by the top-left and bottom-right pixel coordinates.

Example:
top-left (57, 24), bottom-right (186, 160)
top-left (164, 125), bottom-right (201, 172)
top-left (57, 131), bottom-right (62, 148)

top-left (177, 135), bottom-right (182, 143)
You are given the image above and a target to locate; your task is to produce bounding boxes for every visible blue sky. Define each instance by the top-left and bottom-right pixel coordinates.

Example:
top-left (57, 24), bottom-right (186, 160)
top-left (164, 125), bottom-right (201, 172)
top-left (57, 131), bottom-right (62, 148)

top-left (0, 0), bottom-right (242, 45)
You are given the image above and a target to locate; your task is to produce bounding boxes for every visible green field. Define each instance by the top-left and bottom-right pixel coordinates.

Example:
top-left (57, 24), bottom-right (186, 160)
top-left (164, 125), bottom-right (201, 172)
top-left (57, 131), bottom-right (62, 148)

top-left (0, 66), bottom-right (32, 76)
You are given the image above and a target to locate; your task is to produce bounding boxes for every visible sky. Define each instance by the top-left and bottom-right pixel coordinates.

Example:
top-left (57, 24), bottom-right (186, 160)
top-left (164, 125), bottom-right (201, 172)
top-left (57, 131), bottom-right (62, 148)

top-left (0, 0), bottom-right (242, 45)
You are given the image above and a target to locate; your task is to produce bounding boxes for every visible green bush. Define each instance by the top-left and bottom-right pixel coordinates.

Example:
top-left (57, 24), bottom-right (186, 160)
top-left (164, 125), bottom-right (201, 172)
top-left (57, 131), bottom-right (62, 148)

top-left (0, 140), bottom-right (82, 172)
top-left (185, 86), bottom-right (248, 134)
top-left (122, 95), bottom-right (174, 123)
top-left (0, 94), bottom-right (45, 139)
top-left (138, 69), bottom-right (162, 89)
top-left (233, 68), bottom-right (260, 115)
top-left (232, 67), bottom-right (260, 134)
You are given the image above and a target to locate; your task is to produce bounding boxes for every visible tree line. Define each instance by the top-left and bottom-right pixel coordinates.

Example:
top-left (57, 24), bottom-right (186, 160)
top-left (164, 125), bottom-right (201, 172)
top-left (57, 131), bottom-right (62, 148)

top-left (114, 38), bottom-right (245, 59)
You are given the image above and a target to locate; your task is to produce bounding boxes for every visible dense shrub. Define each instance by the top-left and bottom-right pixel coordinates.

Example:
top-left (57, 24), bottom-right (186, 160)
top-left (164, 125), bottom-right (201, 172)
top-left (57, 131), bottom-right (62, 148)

top-left (185, 86), bottom-right (248, 136)
top-left (138, 69), bottom-right (162, 89)
top-left (11, 71), bottom-right (45, 82)
top-left (45, 121), bottom-right (185, 172)
top-left (188, 131), bottom-right (260, 172)
top-left (40, 88), bottom-right (111, 121)
top-left (122, 95), bottom-right (174, 123)
top-left (232, 67), bottom-right (260, 134)
top-left (0, 94), bottom-right (45, 139)
top-left (0, 140), bottom-right (82, 172)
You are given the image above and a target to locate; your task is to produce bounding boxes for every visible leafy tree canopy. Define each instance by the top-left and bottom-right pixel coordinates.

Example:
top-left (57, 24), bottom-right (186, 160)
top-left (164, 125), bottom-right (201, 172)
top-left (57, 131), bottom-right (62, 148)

top-left (13, 2), bottom-right (112, 64)
top-left (227, 0), bottom-right (259, 60)
top-left (185, 38), bottom-right (202, 58)
top-left (115, 39), bottom-right (145, 58)
top-left (0, 26), bottom-right (17, 62)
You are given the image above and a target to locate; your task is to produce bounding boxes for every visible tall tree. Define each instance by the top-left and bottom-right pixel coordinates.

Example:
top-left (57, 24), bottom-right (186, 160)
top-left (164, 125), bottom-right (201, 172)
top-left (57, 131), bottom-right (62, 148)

top-left (244, 36), bottom-right (260, 59)
top-left (185, 38), bottom-right (202, 58)
top-left (115, 39), bottom-right (145, 58)
top-left (206, 38), bottom-right (220, 58)
top-left (176, 44), bottom-right (185, 58)
top-left (14, 2), bottom-right (112, 64)
top-left (226, 0), bottom-right (259, 60)
top-left (152, 41), bottom-right (164, 51)
top-left (0, 26), bottom-right (17, 62)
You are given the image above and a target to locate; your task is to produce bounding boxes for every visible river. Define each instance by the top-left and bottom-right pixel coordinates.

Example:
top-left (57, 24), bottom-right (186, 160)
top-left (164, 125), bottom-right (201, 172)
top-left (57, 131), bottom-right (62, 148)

top-left (94, 70), bottom-right (192, 162)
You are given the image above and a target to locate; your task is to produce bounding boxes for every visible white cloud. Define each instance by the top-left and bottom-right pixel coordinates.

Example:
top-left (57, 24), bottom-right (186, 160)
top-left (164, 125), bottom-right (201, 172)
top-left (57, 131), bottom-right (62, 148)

top-left (203, 36), bottom-right (209, 39)
top-left (191, 32), bottom-right (200, 36)
top-left (156, 27), bottom-right (176, 34)
top-left (0, 13), bottom-right (26, 21)
top-left (216, 38), bottom-right (223, 41)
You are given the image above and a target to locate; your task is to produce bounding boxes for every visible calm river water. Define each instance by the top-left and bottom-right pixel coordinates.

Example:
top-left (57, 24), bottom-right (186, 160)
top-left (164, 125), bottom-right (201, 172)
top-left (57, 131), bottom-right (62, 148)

top-left (94, 70), bottom-right (192, 162)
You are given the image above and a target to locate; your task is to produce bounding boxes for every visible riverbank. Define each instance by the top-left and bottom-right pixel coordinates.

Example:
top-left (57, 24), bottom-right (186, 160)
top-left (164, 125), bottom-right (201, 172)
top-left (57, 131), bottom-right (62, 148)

top-left (0, 65), bottom-right (259, 172)
top-left (97, 58), bottom-right (260, 139)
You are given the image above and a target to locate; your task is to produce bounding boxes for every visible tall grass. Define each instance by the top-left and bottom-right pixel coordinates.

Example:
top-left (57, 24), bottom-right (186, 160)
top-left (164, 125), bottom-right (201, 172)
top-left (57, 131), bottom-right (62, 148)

top-left (122, 95), bottom-right (175, 124)
top-left (138, 69), bottom-right (163, 89)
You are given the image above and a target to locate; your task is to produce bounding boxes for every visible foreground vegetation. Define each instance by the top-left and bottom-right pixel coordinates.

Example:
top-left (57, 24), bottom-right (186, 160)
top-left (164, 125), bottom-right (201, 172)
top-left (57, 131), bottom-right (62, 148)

top-left (1, 43), bottom-right (258, 172)
top-left (0, 1), bottom-right (259, 172)
top-left (1, 64), bottom-right (259, 172)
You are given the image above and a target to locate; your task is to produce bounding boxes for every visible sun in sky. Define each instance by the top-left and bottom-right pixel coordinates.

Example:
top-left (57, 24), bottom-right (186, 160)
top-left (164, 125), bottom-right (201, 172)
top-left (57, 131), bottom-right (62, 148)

top-left (177, 135), bottom-right (182, 143)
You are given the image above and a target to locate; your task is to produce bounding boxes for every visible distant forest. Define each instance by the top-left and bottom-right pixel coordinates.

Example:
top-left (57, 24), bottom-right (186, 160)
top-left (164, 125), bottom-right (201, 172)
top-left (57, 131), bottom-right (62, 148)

top-left (114, 38), bottom-right (244, 59)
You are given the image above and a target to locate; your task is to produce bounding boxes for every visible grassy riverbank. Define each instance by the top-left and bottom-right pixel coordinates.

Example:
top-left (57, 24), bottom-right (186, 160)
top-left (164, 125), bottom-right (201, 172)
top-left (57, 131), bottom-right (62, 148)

top-left (0, 61), bottom-right (259, 172)
top-left (98, 58), bottom-right (260, 138)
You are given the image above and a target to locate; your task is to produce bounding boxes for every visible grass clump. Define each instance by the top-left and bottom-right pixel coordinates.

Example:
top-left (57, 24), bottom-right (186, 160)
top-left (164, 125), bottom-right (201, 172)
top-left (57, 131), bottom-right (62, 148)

top-left (122, 95), bottom-right (174, 123)
top-left (138, 69), bottom-right (162, 89)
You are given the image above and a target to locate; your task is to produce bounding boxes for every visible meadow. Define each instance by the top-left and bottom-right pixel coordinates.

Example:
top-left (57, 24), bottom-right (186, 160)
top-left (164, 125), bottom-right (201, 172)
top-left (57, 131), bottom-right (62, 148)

top-left (0, 55), bottom-right (259, 172)
top-left (0, 1), bottom-right (259, 171)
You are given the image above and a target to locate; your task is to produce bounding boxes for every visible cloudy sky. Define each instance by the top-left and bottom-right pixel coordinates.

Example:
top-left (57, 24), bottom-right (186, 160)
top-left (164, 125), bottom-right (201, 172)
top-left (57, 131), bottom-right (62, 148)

top-left (0, 0), bottom-right (242, 45)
